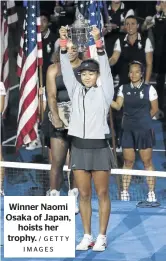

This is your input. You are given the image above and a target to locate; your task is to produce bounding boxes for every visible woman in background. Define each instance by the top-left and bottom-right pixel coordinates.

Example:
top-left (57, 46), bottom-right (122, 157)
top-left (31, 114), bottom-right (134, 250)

top-left (111, 61), bottom-right (158, 202)
top-left (42, 42), bottom-right (82, 214)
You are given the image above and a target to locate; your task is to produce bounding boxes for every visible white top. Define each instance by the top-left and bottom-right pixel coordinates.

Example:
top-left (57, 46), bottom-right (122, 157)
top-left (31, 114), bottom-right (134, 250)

top-left (118, 84), bottom-right (158, 101)
top-left (0, 82), bottom-right (6, 96)
top-left (114, 33), bottom-right (153, 53)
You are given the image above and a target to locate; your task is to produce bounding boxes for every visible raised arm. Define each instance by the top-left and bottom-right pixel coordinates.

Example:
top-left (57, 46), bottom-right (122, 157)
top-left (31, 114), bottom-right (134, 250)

top-left (59, 27), bottom-right (81, 100)
top-left (98, 51), bottom-right (114, 105)
top-left (60, 51), bottom-right (79, 100)
top-left (91, 27), bottom-right (114, 105)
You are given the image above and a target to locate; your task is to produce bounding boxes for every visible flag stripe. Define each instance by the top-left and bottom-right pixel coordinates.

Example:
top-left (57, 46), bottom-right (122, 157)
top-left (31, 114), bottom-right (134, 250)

top-left (16, 117), bottom-right (38, 148)
top-left (17, 92), bottom-right (38, 132)
top-left (18, 78), bottom-right (38, 122)
top-left (16, 0), bottom-right (43, 149)
top-left (19, 56), bottom-right (37, 101)
top-left (18, 96), bottom-right (38, 133)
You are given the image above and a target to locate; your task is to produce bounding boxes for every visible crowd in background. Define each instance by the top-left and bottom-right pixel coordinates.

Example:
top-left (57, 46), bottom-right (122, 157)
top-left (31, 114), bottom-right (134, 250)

top-left (1, 0), bottom-right (166, 151)
top-left (37, 1), bottom-right (165, 204)
top-left (30, 0), bottom-right (166, 150)
top-left (1, 1), bottom-right (166, 199)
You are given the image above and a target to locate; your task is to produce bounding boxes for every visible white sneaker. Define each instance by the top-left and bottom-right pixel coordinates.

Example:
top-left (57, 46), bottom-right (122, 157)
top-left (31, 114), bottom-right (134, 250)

top-left (147, 191), bottom-right (157, 202)
top-left (76, 234), bottom-right (94, 251)
top-left (116, 146), bottom-right (122, 153)
top-left (25, 138), bottom-right (42, 150)
top-left (68, 188), bottom-right (79, 214)
top-left (46, 189), bottom-right (60, 196)
top-left (93, 234), bottom-right (107, 252)
top-left (121, 190), bottom-right (130, 201)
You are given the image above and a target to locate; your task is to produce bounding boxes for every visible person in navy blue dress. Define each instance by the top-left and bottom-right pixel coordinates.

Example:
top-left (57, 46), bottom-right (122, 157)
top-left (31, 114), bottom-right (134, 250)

top-left (111, 61), bottom-right (159, 202)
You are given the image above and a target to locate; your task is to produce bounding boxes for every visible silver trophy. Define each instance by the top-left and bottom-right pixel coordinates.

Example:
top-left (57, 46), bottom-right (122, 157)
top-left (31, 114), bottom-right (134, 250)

top-left (67, 7), bottom-right (91, 52)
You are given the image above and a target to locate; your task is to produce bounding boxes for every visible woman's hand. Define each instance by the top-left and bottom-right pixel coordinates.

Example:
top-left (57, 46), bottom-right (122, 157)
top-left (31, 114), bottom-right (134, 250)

top-left (48, 112), bottom-right (64, 129)
top-left (90, 26), bottom-right (101, 41)
top-left (59, 26), bottom-right (68, 40)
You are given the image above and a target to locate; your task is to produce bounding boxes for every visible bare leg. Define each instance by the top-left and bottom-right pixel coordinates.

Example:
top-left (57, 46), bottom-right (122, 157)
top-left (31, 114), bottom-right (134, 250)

top-left (139, 148), bottom-right (156, 192)
top-left (50, 137), bottom-right (68, 191)
top-left (122, 148), bottom-right (135, 191)
top-left (48, 148), bottom-right (52, 164)
top-left (73, 170), bottom-right (92, 234)
top-left (66, 150), bottom-right (77, 190)
top-left (92, 170), bottom-right (110, 235)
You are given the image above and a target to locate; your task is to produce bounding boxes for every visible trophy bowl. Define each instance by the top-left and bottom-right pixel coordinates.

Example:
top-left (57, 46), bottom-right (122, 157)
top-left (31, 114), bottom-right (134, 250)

top-left (67, 25), bottom-right (91, 52)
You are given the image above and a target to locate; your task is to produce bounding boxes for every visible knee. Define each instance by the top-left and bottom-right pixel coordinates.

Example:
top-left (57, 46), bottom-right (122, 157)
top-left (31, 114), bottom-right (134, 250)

top-left (96, 188), bottom-right (109, 201)
top-left (50, 164), bottom-right (63, 176)
top-left (124, 159), bottom-right (134, 168)
top-left (79, 190), bottom-right (91, 202)
top-left (142, 159), bottom-right (153, 169)
top-left (51, 159), bottom-right (63, 171)
top-left (51, 164), bottom-right (57, 173)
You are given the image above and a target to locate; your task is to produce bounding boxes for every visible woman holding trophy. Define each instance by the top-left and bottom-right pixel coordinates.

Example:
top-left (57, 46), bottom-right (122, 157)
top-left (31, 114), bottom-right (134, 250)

top-left (59, 26), bottom-right (115, 251)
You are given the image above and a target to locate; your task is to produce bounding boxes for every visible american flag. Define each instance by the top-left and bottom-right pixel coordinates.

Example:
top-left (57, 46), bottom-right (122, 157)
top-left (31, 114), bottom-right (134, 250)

top-left (77, 1), bottom-right (89, 19)
top-left (16, 1), bottom-right (43, 149)
top-left (86, 0), bottom-right (103, 60)
top-left (1, 1), bottom-right (18, 116)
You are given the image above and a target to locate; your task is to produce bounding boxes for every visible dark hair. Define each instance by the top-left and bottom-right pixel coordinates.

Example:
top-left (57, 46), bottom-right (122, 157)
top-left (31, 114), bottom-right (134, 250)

top-left (129, 61), bottom-right (144, 74)
top-left (40, 11), bottom-right (50, 22)
top-left (51, 45), bottom-right (82, 64)
top-left (125, 15), bottom-right (138, 23)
